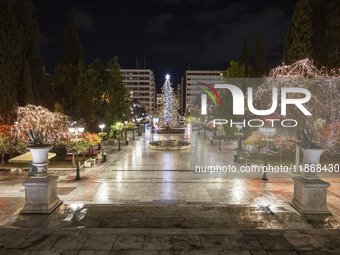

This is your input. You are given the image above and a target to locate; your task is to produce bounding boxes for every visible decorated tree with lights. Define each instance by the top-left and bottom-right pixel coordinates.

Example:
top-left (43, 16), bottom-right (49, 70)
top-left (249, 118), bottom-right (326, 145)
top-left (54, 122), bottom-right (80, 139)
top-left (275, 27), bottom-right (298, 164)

top-left (158, 74), bottom-right (180, 129)
top-left (252, 59), bottom-right (340, 154)
top-left (15, 104), bottom-right (68, 145)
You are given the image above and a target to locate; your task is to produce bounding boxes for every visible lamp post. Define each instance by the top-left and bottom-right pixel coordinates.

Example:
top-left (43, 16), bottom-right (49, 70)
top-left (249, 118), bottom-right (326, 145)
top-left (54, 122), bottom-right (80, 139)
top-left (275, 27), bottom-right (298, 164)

top-left (132, 120), bottom-right (135, 141)
top-left (117, 122), bottom-right (121, 151)
top-left (124, 121), bottom-right (128, 145)
top-left (236, 125), bottom-right (242, 162)
top-left (99, 124), bottom-right (106, 163)
top-left (218, 126), bottom-right (223, 152)
top-left (259, 127), bottom-right (276, 181)
top-left (202, 111), bottom-right (206, 140)
top-left (203, 123), bottom-right (206, 139)
top-left (68, 125), bottom-right (84, 180)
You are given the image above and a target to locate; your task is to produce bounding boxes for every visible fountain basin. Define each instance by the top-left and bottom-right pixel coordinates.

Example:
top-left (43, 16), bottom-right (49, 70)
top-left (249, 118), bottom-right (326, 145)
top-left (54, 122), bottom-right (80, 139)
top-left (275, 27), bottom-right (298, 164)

top-left (149, 139), bottom-right (190, 151)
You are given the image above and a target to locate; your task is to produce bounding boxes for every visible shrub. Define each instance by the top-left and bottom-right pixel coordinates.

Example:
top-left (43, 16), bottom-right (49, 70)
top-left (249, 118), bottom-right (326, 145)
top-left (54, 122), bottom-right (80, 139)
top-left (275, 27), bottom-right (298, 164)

top-left (51, 144), bottom-right (68, 161)
top-left (245, 131), bottom-right (266, 159)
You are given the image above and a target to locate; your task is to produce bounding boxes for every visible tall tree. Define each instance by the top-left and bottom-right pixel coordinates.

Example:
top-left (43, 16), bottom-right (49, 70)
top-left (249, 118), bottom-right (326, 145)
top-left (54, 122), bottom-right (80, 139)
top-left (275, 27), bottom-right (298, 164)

top-left (238, 36), bottom-right (250, 73)
top-left (61, 18), bottom-right (85, 66)
top-left (0, 0), bottom-right (21, 124)
top-left (283, 0), bottom-right (328, 65)
top-left (22, 57), bottom-right (35, 105)
top-left (90, 57), bottom-right (129, 129)
top-left (108, 56), bottom-right (129, 124)
top-left (327, 0), bottom-right (340, 67)
top-left (253, 36), bottom-right (266, 77)
top-left (55, 18), bottom-right (85, 120)
top-left (222, 61), bottom-right (247, 78)
top-left (12, 0), bottom-right (46, 105)
top-left (311, 0), bottom-right (328, 65)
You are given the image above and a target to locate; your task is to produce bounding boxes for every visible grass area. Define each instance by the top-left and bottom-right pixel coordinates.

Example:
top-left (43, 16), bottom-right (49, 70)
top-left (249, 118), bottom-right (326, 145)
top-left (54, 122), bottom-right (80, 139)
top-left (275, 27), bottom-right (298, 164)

top-left (244, 150), bottom-right (339, 166)
top-left (0, 155), bottom-right (98, 170)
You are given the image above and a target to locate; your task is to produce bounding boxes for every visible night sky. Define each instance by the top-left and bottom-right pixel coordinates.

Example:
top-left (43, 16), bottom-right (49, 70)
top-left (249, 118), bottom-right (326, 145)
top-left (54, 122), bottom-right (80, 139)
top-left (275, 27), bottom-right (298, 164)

top-left (34, 0), bottom-right (297, 91)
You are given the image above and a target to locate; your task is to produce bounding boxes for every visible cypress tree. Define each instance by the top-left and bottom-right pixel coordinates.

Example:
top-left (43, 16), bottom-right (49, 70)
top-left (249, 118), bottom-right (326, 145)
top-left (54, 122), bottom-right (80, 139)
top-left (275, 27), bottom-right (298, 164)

top-left (0, 0), bottom-right (21, 124)
top-left (327, 0), bottom-right (340, 66)
top-left (61, 18), bottom-right (85, 65)
top-left (311, 0), bottom-right (328, 65)
top-left (12, 0), bottom-right (46, 104)
top-left (238, 36), bottom-right (250, 72)
top-left (253, 36), bottom-right (266, 77)
top-left (283, 0), bottom-right (328, 65)
top-left (22, 57), bottom-right (35, 105)
top-left (55, 18), bottom-right (85, 120)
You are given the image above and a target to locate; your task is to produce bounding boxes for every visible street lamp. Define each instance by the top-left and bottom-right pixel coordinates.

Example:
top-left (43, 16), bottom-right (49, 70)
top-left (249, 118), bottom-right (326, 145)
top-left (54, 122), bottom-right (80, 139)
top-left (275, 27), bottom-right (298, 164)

top-left (132, 119), bottom-right (135, 141)
top-left (117, 122), bottom-right (121, 151)
top-left (99, 124), bottom-right (106, 163)
top-left (124, 121), bottom-right (128, 145)
top-left (259, 127), bottom-right (276, 181)
top-left (236, 124), bottom-right (243, 162)
top-left (68, 125), bottom-right (84, 180)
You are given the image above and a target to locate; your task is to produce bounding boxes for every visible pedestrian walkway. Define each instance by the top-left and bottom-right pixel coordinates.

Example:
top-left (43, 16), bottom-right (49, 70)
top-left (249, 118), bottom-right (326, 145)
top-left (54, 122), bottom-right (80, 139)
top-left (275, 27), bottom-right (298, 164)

top-left (1, 226), bottom-right (340, 254)
top-left (0, 130), bottom-right (340, 254)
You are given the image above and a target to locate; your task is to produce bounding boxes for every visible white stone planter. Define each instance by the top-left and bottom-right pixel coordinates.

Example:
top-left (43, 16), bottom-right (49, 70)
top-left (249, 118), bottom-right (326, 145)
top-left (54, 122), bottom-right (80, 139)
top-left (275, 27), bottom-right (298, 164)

top-left (302, 148), bottom-right (324, 179)
top-left (290, 148), bottom-right (330, 214)
top-left (21, 145), bottom-right (62, 213)
top-left (27, 145), bottom-right (52, 177)
top-left (303, 148), bottom-right (324, 165)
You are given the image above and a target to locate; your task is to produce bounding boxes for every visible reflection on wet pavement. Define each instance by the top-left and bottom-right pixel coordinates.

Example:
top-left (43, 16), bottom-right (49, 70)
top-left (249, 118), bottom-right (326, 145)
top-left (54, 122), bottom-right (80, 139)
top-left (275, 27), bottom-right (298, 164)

top-left (5, 204), bottom-right (340, 230)
top-left (0, 130), bottom-right (340, 230)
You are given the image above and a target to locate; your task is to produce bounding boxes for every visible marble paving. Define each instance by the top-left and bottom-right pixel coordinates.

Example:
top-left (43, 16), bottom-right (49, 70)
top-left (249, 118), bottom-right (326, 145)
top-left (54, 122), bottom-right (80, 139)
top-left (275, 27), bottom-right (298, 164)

top-left (0, 129), bottom-right (340, 253)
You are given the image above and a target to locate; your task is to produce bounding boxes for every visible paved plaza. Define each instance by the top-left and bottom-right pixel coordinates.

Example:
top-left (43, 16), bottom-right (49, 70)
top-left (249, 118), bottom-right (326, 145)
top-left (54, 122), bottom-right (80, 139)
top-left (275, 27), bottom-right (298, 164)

top-left (0, 130), bottom-right (340, 254)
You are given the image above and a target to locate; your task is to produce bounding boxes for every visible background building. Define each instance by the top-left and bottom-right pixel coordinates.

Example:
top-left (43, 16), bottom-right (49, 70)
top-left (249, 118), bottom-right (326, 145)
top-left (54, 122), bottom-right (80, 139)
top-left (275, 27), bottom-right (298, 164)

top-left (179, 70), bottom-right (223, 114)
top-left (156, 93), bottom-right (163, 108)
top-left (120, 69), bottom-right (156, 113)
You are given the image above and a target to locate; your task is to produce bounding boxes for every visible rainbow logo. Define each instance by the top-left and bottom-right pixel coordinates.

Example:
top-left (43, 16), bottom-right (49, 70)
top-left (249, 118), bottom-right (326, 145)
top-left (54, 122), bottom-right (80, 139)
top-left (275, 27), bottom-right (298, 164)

top-left (197, 82), bottom-right (222, 106)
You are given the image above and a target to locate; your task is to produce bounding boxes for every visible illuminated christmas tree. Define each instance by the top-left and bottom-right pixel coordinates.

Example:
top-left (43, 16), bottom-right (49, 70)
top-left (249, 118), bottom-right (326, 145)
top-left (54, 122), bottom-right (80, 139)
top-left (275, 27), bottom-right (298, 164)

top-left (158, 74), bottom-right (179, 128)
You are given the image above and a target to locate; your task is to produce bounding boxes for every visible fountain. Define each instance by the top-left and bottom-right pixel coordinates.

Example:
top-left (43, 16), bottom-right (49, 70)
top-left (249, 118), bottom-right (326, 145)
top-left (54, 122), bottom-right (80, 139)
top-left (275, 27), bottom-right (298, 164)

top-left (149, 138), bottom-right (190, 151)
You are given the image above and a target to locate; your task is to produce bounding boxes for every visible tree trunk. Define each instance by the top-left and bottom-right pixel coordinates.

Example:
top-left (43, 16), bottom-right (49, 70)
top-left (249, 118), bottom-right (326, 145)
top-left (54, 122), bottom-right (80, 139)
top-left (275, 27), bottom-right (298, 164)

top-left (280, 149), bottom-right (282, 163)
top-left (257, 149), bottom-right (260, 160)
top-left (1, 154), bottom-right (4, 166)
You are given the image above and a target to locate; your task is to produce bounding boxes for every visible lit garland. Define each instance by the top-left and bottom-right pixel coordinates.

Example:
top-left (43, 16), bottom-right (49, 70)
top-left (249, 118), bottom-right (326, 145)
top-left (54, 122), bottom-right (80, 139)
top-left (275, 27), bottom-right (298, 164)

top-left (253, 59), bottom-right (340, 154)
top-left (158, 74), bottom-right (180, 128)
top-left (15, 104), bottom-right (68, 145)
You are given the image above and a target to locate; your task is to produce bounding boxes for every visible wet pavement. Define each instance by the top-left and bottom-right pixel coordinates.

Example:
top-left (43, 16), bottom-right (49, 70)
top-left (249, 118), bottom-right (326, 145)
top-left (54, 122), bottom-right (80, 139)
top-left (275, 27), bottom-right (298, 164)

top-left (1, 129), bottom-right (340, 254)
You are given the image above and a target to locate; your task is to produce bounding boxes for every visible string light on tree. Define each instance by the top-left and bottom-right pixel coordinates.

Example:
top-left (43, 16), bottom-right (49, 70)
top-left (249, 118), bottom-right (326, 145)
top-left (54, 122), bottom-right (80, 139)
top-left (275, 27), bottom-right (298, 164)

top-left (158, 74), bottom-right (180, 129)
top-left (253, 59), bottom-right (340, 154)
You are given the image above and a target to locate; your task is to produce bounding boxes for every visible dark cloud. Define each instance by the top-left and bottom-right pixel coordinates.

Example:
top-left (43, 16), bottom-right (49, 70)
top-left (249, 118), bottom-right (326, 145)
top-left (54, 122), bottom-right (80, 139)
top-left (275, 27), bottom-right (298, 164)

top-left (145, 5), bottom-right (289, 69)
top-left (71, 9), bottom-right (95, 33)
top-left (160, 0), bottom-right (181, 4)
top-left (160, 0), bottom-right (202, 5)
top-left (34, 0), bottom-right (296, 88)
top-left (193, 2), bottom-right (249, 24)
top-left (146, 13), bottom-right (175, 35)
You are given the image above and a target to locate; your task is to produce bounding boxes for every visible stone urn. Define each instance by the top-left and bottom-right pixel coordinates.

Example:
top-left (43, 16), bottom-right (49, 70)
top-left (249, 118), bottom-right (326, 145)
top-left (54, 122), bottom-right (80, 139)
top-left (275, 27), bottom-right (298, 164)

top-left (290, 147), bottom-right (330, 214)
top-left (302, 148), bottom-right (324, 179)
top-left (303, 148), bottom-right (324, 164)
top-left (21, 144), bottom-right (62, 213)
top-left (27, 145), bottom-right (52, 177)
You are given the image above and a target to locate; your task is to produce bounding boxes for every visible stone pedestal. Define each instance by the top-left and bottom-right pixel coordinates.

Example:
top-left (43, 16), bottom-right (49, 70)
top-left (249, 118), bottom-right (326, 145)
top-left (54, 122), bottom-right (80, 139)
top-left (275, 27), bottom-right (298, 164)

top-left (21, 175), bottom-right (62, 214)
top-left (290, 175), bottom-right (331, 214)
